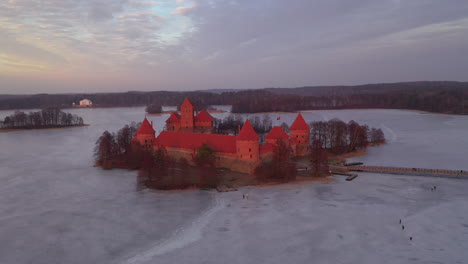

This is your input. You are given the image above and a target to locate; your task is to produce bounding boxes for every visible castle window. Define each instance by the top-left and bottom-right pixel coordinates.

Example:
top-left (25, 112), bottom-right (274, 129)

top-left (250, 155), bottom-right (252, 158)
top-left (249, 148), bottom-right (251, 152)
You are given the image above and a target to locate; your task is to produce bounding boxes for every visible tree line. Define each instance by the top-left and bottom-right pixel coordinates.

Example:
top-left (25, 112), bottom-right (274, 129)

top-left (1, 108), bottom-right (84, 129)
top-left (310, 119), bottom-right (385, 154)
top-left (2, 82), bottom-right (467, 115)
top-left (230, 89), bottom-right (468, 114)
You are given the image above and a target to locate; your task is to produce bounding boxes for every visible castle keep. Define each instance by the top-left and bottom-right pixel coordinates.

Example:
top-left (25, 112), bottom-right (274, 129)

top-left (133, 98), bottom-right (310, 174)
top-left (165, 98), bottom-right (214, 133)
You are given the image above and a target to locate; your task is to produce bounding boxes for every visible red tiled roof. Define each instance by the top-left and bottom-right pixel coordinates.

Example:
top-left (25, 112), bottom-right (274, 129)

top-left (155, 131), bottom-right (237, 153)
top-left (195, 110), bottom-right (214, 122)
top-left (135, 118), bottom-right (155, 135)
top-left (290, 113), bottom-right (310, 131)
top-left (181, 97), bottom-right (194, 109)
top-left (265, 126), bottom-right (289, 140)
top-left (166, 112), bottom-right (181, 123)
top-left (237, 120), bottom-right (259, 141)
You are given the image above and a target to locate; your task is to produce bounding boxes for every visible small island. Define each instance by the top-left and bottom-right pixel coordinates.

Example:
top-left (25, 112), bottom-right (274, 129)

top-left (94, 98), bottom-right (385, 191)
top-left (0, 108), bottom-right (87, 132)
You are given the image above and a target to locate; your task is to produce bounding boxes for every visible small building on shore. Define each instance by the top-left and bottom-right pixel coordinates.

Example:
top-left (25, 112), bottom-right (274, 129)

top-left (79, 99), bottom-right (93, 107)
top-left (133, 98), bottom-right (311, 174)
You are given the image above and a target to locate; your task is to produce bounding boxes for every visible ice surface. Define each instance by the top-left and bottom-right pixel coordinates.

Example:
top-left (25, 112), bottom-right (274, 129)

top-left (0, 107), bottom-right (467, 264)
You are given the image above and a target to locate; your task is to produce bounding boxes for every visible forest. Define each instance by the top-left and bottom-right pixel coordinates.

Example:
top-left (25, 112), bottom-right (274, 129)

top-left (1, 81), bottom-right (467, 115)
top-left (1, 108), bottom-right (84, 129)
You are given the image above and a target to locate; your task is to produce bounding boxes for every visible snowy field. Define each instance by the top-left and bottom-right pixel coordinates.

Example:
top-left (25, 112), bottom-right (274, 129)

top-left (0, 107), bottom-right (467, 264)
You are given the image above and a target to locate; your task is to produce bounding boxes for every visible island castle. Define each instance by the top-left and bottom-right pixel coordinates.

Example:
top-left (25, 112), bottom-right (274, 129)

top-left (133, 98), bottom-right (310, 174)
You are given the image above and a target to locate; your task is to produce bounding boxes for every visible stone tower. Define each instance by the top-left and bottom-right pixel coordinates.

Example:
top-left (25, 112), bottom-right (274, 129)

top-left (180, 98), bottom-right (194, 131)
top-left (134, 118), bottom-right (156, 149)
top-left (290, 113), bottom-right (310, 156)
top-left (236, 120), bottom-right (260, 161)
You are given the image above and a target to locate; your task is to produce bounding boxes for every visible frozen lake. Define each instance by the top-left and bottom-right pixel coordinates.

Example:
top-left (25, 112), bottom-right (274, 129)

top-left (0, 107), bottom-right (467, 264)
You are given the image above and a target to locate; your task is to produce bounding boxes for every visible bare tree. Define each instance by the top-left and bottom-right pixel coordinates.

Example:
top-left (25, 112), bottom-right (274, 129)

top-left (310, 140), bottom-right (329, 177)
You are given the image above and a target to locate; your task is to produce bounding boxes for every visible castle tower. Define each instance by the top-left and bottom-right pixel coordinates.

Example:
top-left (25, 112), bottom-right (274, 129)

top-left (180, 98), bottom-right (195, 131)
top-left (134, 118), bottom-right (156, 149)
top-left (165, 112), bottom-right (181, 131)
top-left (290, 113), bottom-right (310, 156)
top-left (265, 126), bottom-right (289, 146)
top-left (236, 120), bottom-right (260, 161)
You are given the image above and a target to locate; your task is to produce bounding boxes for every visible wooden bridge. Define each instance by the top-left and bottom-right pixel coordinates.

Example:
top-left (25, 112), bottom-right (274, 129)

top-left (343, 165), bottom-right (468, 179)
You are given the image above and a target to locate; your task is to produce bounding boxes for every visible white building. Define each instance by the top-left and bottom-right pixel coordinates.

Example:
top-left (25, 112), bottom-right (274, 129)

top-left (79, 99), bottom-right (92, 106)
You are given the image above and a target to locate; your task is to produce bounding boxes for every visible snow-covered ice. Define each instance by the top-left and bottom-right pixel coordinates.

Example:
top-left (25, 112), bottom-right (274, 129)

top-left (0, 107), bottom-right (467, 264)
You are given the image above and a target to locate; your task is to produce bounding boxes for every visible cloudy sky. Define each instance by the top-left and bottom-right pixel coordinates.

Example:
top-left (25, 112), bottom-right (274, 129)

top-left (1, 0), bottom-right (468, 94)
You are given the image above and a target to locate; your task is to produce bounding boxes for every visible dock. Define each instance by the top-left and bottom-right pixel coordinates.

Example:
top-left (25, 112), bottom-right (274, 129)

top-left (344, 166), bottom-right (468, 179)
top-left (331, 171), bottom-right (359, 181)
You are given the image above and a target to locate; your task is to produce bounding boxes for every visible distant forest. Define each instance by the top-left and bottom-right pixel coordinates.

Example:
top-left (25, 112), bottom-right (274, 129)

top-left (1, 81), bottom-right (467, 114)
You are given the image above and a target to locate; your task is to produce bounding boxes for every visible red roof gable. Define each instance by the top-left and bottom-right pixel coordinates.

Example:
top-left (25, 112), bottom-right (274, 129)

top-left (266, 126), bottom-right (289, 140)
top-left (181, 98), bottom-right (194, 109)
top-left (155, 131), bottom-right (237, 153)
top-left (136, 118), bottom-right (155, 135)
top-left (195, 110), bottom-right (214, 122)
top-left (290, 113), bottom-right (310, 131)
top-left (166, 112), bottom-right (181, 123)
top-left (237, 120), bottom-right (259, 141)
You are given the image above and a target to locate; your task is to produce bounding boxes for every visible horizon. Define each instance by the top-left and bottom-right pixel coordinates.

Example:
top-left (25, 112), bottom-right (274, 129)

top-left (1, 0), bottom-right (468, 94)
top-left (0, 80), bottom-right (466, 96)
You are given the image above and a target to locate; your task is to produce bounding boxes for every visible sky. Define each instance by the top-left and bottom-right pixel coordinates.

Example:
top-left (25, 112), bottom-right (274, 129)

top-left (1, 0), bottom-right (468, 94)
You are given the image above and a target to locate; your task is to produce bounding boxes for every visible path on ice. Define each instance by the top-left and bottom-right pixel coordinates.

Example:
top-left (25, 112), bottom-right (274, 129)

top-left (122, 192), bottom-right (224, 264)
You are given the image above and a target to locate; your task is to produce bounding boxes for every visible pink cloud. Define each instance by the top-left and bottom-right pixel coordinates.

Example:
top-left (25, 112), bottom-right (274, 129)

top-left (172, 5), bottom-right (196, 15)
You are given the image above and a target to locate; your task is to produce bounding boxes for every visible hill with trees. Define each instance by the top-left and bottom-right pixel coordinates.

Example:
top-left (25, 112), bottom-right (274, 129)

top-left (1, 81), bottom-right (467, 114)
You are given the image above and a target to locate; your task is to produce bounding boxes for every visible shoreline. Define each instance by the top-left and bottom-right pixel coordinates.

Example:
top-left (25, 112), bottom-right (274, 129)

top-left (0, 106), bottom-right (461, 116)
top-left (330, 141), bottom-right (387, 164)
top-left (0, 124), bottom-right (90, 133)
top-left (101, 143), bottom-right (385, 192)
top-left (231, 108), bottom-right (461, 115)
